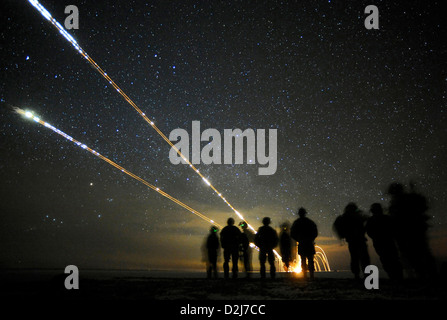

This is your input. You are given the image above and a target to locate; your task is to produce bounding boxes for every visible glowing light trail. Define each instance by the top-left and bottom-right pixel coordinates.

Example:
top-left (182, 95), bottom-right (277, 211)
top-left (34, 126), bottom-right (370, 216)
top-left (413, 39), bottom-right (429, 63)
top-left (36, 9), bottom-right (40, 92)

top-left (17, 107), bottom-right (330, 272)
top-left (315, 245), bottom-right (331, 271)
top-left (15, 107), bottom-right (222, 229)
top-left (286, 245), bottom-right (331, 274)
top-left (19, 107), bottom-right (283, 264)
top-left (27, 0), bottom-right (256, 233)
top-left (25, 1), bottom-right (332, 272)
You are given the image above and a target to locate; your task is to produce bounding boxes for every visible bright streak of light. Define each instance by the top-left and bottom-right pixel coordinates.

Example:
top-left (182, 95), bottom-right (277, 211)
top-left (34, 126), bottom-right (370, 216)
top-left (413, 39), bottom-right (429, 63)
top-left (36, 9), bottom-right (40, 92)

top-left (248, 242), bottom-right (282, 263)
top-left (17, 107), bottom-right (331, 273)
top-left (202, 177), bottom-right (211, 186)
top-left (26, 0), bottom-right (254, 233)
top-left (15, 107), bottom-right (222, 229)
top-left (25, 2), bottom-right (332, 273)
top-left (315, 245), bottom-right (331, 271)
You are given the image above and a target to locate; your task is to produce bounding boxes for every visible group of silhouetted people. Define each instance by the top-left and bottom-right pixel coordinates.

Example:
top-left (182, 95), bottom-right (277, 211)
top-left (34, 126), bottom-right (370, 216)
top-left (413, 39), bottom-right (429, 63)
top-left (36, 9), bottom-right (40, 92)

top-left (333, 182), bottom-right (436, 281)
top-left (207, 217), bottom-right (280, 279)
top-left (205, 218), bottom-right (254, 279)
top-left (205, 209), bottom-right (319, 280)
top-left (205, 182), bottom-right (436, 281)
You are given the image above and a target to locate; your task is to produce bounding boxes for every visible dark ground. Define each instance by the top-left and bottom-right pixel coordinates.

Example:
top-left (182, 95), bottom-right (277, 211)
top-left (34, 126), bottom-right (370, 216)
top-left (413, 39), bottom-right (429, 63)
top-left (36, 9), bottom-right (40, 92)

top-left (1, 271), bottom-right (445, 318)
top-left (1, 270), bottom-right (446, 300)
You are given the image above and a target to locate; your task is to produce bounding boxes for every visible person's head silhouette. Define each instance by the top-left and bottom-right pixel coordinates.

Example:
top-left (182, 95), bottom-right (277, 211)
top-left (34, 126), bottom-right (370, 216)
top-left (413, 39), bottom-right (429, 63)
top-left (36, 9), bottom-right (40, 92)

top-left (298, 207), bottom-right (307, 217)
top-left (262, 217), bottom-right (271, 226)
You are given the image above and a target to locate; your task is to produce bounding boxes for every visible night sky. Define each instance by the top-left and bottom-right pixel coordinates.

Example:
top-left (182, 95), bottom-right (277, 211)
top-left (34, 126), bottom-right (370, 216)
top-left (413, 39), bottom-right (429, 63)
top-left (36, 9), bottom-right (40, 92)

top-left (1, 0), bottom-right (446, 271)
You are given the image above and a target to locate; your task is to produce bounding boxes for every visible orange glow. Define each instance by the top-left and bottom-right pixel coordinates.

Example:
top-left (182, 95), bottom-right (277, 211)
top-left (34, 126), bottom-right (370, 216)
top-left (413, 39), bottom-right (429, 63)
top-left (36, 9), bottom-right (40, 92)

top-left (281, 245), bottom-right (331, 274)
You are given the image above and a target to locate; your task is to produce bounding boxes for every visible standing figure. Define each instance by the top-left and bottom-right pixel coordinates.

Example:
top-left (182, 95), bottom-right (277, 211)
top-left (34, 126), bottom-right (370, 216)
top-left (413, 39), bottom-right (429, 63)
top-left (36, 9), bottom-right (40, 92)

top-left (255, 217), bottom-right (279, 279)
top-left (291, 208), bottom-right (318, 279)
top-left (206, 225), bottom-right (220, 279)
top-left (333, 203), bottom-right (370, 280)
top-left (220, 218), bottom-right (242, 279)
top-left (239, 221), bottom-right (255, 278)
top-left (366, 203), bottom-right (402, 281)
top-left (388, 182), bottom-right (436, 279)
top-left (279, 222), bottom-right (293, 272)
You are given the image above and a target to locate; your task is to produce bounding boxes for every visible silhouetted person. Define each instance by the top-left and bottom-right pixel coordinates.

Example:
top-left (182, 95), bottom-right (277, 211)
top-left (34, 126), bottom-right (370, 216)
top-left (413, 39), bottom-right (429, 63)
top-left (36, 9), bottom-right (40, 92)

top-left (291, 208), bottom-right (318, 279)
top-left (366, 203), bottom-right (403, 281)
top-left (239, 221), bottom-right (254, 278)
top-left (220, 218), bottom-right (242, 279)
top-left (279, 222), bottom-right (294, 272)
top-left (388, 182), bottom-right (436, 279)
top-left (333, 203), bottom-right (370, 280)
top-left (206, 225), bottom-right (220, 279)
top-left (255, 217), bottom-right (279, 279)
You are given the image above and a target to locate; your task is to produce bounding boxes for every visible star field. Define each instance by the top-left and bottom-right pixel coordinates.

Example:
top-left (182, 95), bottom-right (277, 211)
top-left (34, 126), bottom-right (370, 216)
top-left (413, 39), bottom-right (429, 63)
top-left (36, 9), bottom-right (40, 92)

top-left (0, 0), bottom-right (446, 269)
